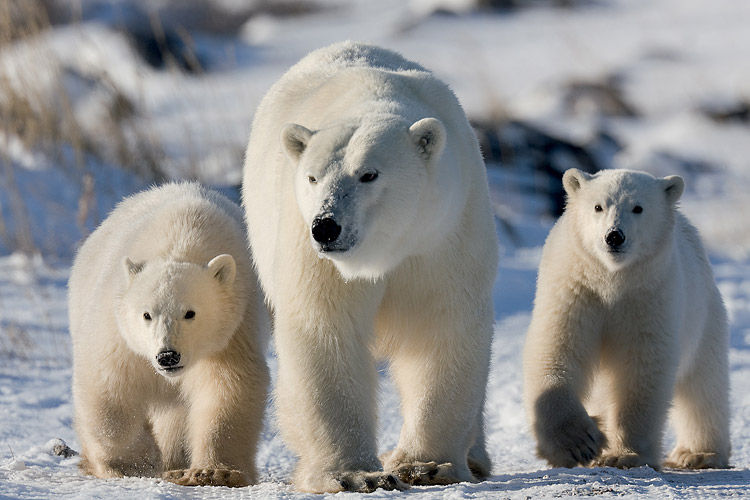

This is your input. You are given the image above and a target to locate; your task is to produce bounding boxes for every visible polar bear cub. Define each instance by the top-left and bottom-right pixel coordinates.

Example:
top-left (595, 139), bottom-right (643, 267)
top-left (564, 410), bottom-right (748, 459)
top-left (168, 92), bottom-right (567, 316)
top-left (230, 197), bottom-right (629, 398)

top-left (68, 182), bottom-right (269, 486)
top-left (524, 168), bottom-right (730, 470)
top-left (242, 41), bottom-right (499, 493)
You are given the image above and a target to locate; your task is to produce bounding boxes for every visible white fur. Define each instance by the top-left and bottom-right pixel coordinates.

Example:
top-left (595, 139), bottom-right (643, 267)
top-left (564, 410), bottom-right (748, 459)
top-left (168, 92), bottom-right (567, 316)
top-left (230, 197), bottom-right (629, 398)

top-left (68, 182), bottom-right (269, 486)
top-left (523, 168), bottom-right (730, 470)
top-left (242, 41), bottom-right (498, 493)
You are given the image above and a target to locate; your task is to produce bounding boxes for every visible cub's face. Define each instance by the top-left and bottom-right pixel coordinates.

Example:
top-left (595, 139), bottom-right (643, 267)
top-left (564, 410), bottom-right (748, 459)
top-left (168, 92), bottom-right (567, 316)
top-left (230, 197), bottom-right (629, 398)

top-left (562, 169), bottom-right (684, 271)
top-left (116, 255), bottom-right (236, 378)
top-left (281, 115), bottom-right (446, 280)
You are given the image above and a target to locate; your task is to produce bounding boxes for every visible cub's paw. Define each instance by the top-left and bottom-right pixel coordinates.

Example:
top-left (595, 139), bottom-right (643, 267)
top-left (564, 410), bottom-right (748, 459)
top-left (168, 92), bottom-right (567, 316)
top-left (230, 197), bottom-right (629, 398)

top-left (163, 468), bottom-right (248, 487)
top-left (535, 413), bottom-right (605, 468)
top-left (665, 449), bottom-right (728, 469)
top-left (390, 461), bottom-right (474, 486)
top-left (333, 471), bottom-right (407, 493)
top-left (594, 453), bottom-right (652, 469)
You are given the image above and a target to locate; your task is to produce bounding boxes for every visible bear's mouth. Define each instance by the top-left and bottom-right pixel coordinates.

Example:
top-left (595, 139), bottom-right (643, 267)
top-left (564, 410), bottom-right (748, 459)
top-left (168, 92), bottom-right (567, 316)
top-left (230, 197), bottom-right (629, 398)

top-left (158, 366), bottom-right (184, 377)
top-left (318, 243), bottom-right (352, 253)
top-left (315, 236), bottom-right (358, 255)
top-left (606, 245), bottom-right (629, 255)
top-left (605, 246), bottom-right (631, 262)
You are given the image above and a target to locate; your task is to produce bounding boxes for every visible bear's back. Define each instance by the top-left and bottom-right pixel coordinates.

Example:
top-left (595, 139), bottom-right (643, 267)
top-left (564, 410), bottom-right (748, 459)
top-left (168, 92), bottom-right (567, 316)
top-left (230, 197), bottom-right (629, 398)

top-left (94, 184), bottom-right (243, 261)
top-left (277, 41), bottom-right (429, 92)
top-left (254, 42), bottom-right (463, 131)
top-left (129, 184), bottom-right (247, 265)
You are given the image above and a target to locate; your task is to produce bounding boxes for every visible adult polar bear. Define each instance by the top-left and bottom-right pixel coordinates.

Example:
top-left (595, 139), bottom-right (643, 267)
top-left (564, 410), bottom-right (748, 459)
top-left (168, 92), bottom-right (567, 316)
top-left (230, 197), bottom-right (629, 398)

top-left (242, 42), bottom-right (498, 492)
top-left (524, 168), bottom-right (730, 470)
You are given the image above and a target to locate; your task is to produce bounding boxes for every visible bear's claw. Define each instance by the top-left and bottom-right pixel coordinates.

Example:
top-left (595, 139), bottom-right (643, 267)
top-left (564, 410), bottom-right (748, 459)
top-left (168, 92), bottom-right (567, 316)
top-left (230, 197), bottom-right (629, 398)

top-left (390, 461), bottom-right (473, 486)
top-left (334, 471), bottom-right (407, 493)
top-left (594, 453), bottom-right (651, 469)
top-left (533, 390), bottom-right (606, 468)
top-left (162, 468), bottom-right (248, 487)
top-left (665, 449), bottom-right (727, 469)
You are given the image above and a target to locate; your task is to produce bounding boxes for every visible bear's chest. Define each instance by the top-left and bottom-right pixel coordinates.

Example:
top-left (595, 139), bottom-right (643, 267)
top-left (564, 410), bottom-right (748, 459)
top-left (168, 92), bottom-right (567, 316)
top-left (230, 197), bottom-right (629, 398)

top-left (597, 287), bottom-right (677, 347)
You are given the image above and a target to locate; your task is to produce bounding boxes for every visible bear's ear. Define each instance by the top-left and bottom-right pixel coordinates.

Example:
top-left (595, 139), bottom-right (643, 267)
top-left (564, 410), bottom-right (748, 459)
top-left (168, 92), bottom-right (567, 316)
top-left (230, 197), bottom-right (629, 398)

top-left (122, 257), bottom-right (144, 282)
top-left (281, 124), bottom-right (313, 161)
top-left (207, 254), bottom-right (236, 286)
top-left (562, 168), bottom-right (592, 196)
top-left (662, 175), bottom-right (685, 205)
top-left (409, 117), bottom-right (446, 161)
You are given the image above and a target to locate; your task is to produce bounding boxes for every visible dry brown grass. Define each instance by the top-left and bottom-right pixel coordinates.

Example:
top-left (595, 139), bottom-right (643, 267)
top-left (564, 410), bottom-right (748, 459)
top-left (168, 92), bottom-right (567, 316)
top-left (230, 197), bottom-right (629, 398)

top-left (0, 0), bottom-right (172, 170)
top-left (0, 0), bottom-right (50, 47)
top-left (0, 0), bottom-right (72, 255)
top-left (0, 0), bottom-right (174, 255)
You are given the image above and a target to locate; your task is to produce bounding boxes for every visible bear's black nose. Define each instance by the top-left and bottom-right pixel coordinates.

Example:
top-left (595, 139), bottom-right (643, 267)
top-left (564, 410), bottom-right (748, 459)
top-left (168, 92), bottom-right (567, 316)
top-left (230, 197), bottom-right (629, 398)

top-left (312, 217), bottom-right (341, 244)
top-left (605, 229), bottom-right (626, 248)
top-left (156, 350), bottom-right (181, 367)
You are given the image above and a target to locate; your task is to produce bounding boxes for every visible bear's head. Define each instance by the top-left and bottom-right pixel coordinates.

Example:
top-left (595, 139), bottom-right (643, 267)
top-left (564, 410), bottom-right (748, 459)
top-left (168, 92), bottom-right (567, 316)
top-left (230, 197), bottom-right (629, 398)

top-left (280, 114), bottom-right (446, 280)
top-left (115, 254), bottom-right (239, 379)
top-left (562, 168), bottom-right (684, 271)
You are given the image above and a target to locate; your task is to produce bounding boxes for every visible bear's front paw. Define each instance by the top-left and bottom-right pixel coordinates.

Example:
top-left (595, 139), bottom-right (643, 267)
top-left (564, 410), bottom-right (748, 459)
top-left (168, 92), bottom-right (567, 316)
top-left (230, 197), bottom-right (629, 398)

top-left (162, 468), bottom-right (248, 487)
top-left (389, 461), bottom-right (474, 486)
top-left (535, 412), bottom-right (605, 468)
top-left (594, 453), bottom-right (652, 469)
top-left (333, 471), bottom-right (407, 493)
top-left (665, 448), bottom-right (728, 469)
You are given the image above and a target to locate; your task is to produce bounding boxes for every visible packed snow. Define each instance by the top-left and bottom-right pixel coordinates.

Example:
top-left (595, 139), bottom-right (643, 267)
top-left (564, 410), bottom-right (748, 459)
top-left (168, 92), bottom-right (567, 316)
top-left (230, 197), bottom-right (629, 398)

top-left (2, 0), bottom-right (750, 498)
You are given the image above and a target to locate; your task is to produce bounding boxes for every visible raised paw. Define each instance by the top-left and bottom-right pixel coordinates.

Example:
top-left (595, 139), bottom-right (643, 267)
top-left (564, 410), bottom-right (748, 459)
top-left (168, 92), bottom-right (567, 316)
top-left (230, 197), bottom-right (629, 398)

top-left (594, 453), bottom-right (652, 469)
top-left (536, 417), bottom-right (605, 468)
top-left (162, 468), bottom-right (248, 487)
top-left (533, 389), bottom-right (606, 468)
top-left (390, 461), bottom-right (473, 486)
top-left (334, 471), bottom-right (408, 493)
top-left (665, 449), bottom-right (728, 469)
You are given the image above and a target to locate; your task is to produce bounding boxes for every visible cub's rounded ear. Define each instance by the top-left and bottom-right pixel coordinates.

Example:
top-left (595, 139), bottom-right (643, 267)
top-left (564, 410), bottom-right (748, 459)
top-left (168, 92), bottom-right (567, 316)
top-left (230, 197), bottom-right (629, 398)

top-left (207, 254), bottom-right (236, 286)
top-left (662, 175), bottom-right (685, 204)
top-left (122, 257), bottom-right (144, 282)
top-left (281, 123), bottom-right (313, 161)
top-left (562, 168), bottom-right (593, 196)
top-left (409, 117), bottom-right (446, 161)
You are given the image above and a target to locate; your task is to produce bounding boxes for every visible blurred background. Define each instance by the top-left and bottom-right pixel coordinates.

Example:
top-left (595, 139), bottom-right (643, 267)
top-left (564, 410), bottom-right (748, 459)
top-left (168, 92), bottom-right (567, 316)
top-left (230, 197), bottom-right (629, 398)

top-left (1, 0), bottom-right (749, 261)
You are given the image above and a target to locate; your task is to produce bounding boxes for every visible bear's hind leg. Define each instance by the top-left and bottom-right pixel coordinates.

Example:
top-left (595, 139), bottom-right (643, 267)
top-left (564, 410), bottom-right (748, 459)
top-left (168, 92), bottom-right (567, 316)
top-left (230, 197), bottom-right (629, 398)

top-left (150, 405), bottom-right (188, 471)
top-left (666, 329), bottom-right (730, 469)
top-left (593, 344), bottom-right (674, 470)
top-left (467, 413), bottom-right (492, 479)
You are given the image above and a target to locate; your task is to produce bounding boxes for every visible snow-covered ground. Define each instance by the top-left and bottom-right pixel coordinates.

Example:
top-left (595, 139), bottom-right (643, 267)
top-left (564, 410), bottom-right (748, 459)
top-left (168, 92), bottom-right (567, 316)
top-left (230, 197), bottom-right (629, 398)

top-left (2, 0), bottom-right (750, 498)
top-left (3, 225), bottom-right (750, 499)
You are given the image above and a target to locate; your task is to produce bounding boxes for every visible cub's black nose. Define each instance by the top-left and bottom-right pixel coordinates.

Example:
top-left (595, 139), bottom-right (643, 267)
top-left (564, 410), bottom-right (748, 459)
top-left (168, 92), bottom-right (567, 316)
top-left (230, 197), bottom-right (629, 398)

top-left (312, 217), bottom-right (341, 244)
top-left (605, 229), bottom-right (626, 248)
top-left (156, 350), bottom-right (181, 367)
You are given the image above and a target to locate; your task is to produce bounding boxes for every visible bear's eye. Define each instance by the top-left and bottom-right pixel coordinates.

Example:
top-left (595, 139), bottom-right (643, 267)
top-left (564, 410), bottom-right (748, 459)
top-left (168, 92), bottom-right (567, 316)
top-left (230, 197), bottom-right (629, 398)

top-left (359, 171), bottom-right (378, 183)
top-left (143, 312), bottom-right (152, 321)
top-left (184, 310), bottom-right (195, 320)
top-left (594, 204), bottom-right (603, 213)
top-left (633, 205), bottom-right (643, 214)
top-left (307, 175), bottom-right (317, 184)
